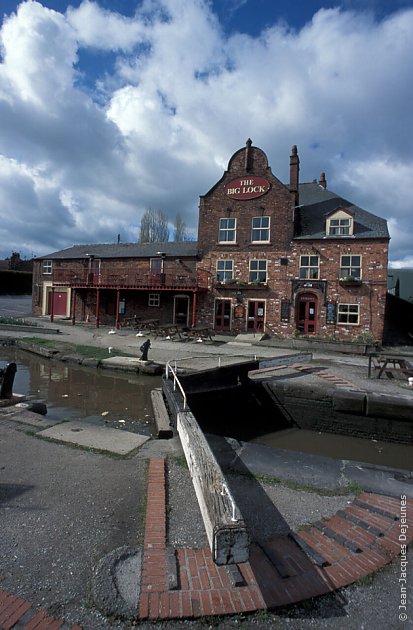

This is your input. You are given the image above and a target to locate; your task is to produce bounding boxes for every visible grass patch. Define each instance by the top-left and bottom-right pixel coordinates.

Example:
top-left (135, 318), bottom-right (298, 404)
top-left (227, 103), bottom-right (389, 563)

top-left (18, 337), bottom-right (135, 359)
top-left (0, 316), bottom-right (38, 327)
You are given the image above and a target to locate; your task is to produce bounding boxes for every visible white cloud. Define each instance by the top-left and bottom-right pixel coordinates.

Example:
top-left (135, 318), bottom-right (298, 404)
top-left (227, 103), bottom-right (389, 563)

top-left (0, 0), bottom-right (412, 265)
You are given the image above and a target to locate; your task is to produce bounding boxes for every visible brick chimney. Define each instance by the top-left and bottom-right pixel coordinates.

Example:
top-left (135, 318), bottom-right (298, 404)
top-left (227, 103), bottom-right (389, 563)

top-left (319, 172), bottom-right (327, 189)
top-left (289, 145), bottom-right (300, 205)
top-left (245, 138), bottom-right (252, 171)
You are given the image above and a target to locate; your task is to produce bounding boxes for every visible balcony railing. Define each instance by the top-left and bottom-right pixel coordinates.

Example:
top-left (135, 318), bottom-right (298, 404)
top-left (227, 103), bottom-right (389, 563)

top-left (52, 268), bottom-right (210, 290)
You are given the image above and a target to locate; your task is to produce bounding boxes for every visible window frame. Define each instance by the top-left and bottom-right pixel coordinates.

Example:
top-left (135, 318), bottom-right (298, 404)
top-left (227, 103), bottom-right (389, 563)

top-left (249, 259), bottom-right (268, 283)
top-left (299, 255), bottom-right (320, 280)
top-left (218, 217), bottom-right (237, 243)
top-left (216, 259), bottom-right (234, 283)
top-left (148, 293), bottom-right (160, 307)
top-left (340, 254), bottom-right (362, 280)
top-left (326, 211), bottom-right (354, 237)
top-left (337, 303), bottom-right (360, 325)
top-left (42, 260), bottom-right (52, 274)
top-left (251, 216), bottom-right (270, 243)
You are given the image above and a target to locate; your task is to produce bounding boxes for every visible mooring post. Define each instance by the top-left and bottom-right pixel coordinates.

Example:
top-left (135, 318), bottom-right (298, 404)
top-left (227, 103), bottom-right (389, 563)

top-left (0, 362), bottom-right (17, 399)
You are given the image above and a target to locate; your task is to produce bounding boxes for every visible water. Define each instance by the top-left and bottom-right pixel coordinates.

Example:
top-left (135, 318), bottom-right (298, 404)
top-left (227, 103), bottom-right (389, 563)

top-left (188, 386), bottom-right (413, 471)
top-left (251, 428), bottom-right (413, 471)
top-left (0, 346), bottom-right (160, 436)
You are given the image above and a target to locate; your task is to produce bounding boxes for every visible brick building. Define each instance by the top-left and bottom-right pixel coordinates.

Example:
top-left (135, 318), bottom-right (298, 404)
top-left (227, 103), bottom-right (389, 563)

top-left (32, 242), bottom-right (205, 328)
top-left (32, 141), bottom-right (389, 343)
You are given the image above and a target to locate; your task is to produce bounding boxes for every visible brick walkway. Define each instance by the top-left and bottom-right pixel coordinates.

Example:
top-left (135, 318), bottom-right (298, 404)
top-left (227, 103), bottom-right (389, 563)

top-left (2, 458), bottom-right (410, 627)
top-left (139, 458), bottom-right (413, 621)
top-left (0, 592), bottom-right (82, 630)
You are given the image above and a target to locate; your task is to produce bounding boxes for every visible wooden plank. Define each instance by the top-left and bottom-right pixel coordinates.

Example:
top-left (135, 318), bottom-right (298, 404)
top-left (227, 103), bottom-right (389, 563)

top-left (177, 410), bottom-right (249, 565)
top-left (150, 389), bottom-right (173, 439)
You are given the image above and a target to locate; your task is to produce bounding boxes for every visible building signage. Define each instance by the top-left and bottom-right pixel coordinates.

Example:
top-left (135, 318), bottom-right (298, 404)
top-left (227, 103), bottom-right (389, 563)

top-left (225, 177), bottom-right (270, 200)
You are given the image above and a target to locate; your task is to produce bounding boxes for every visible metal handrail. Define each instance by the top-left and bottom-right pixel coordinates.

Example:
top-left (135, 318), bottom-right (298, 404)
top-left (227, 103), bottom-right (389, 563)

top-left (165, 353), bottom-right (258, 411)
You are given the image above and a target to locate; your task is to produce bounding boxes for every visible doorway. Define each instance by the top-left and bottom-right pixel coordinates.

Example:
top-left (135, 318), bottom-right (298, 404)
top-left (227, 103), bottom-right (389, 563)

top-left (247, 300), bottom-right (265, 333)
top-left (296, 293), bottom-right (318, 334)
top-left (47, 289), bottom-right (68, 316)
top-left (173, 295), bottom-right (189, 326)
top-left (214, 299), bottom-right (232, 331)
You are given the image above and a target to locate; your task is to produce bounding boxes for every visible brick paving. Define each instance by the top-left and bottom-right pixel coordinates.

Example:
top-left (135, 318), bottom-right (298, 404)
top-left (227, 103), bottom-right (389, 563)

top-left (139, 458), bottom-right (413, 621)
top-left (0, 592), bottom-right (82, 630)
top-left (2, 457), bottom-right (411, 627)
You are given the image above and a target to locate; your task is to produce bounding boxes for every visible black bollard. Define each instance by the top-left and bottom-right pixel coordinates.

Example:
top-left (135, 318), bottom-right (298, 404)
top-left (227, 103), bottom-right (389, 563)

top-left (140, 339), bottom-right (151, 361)
top-left (0, 362), bottom-right (17, 399)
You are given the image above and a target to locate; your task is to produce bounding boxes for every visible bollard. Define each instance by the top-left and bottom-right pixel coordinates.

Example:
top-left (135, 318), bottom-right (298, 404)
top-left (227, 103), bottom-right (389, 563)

top-left (140, 339), bottom-right (151, 361)
top-left (0, 362), bottom-right (17, 399)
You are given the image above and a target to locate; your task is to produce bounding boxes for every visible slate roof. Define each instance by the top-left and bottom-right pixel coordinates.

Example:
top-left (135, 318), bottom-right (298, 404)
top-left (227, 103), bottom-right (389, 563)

top-left (37, 241), bottom-right (199, 260)
top-left (296, 182), bottom-right (389, 240)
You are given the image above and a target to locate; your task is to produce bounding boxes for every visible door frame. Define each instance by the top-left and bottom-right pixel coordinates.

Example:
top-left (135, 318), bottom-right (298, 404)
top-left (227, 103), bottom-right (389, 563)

top-left (173, 294), bottom-right (190, 326)
top-left (295, 292), bottom-right (318, 335)
top-left (246, 299), bottom-right (266, 333)
top-left (214, 298), bottom-right (232, 331)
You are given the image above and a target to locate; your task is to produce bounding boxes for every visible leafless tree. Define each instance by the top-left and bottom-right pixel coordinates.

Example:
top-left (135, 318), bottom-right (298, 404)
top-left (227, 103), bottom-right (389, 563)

top-left (139, 208), bottom-right (170, 243)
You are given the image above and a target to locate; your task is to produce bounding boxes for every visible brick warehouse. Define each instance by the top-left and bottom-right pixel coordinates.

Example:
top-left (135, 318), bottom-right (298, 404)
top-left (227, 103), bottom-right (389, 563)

top-left (32, 140), bottom-right (390, 343)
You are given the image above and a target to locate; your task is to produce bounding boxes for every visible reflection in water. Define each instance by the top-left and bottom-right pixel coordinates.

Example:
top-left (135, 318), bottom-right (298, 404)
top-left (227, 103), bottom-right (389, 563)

top-left (1, 346), bottom-right (161, 435)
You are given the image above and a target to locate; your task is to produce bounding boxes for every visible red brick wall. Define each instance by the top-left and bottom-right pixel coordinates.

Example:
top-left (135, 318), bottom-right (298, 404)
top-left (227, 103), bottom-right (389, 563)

top-left (195, 145), bottom-right (389, 343)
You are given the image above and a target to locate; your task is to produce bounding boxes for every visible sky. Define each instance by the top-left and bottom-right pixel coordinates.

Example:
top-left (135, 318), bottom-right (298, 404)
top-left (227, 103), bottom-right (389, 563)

top-left (0, 0), bottom-right (412, 267)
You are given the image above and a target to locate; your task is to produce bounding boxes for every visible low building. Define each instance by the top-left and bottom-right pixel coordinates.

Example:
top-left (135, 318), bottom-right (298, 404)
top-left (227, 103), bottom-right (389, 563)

top-left (32, 242), bottom-right (204, 328)
top-left (32, 141), bottom-right (390, 343)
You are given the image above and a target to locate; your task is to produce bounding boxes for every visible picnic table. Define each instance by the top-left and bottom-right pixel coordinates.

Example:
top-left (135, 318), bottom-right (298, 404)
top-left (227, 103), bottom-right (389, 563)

top-left (367, 353), bottom-right (413, 379)
top-left (153, 323), bottom-right (183, 340)
top-left (137, 318), bottom-right (160, 331)
top-left (183, 327), bottom-right (214, 342)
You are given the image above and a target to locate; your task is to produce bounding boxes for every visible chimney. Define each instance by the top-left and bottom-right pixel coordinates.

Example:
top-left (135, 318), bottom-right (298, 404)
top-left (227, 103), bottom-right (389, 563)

top-left (245, 138), bottom-right (252, 171)
top-left (289, 145), bottom-right (300, 205)
top-left (319, 172), bottom-right (327, 189)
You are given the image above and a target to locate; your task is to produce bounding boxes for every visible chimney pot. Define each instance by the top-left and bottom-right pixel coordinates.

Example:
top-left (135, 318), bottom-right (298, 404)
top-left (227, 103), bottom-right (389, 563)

top-left (319, 172), bottom-right (327, 189)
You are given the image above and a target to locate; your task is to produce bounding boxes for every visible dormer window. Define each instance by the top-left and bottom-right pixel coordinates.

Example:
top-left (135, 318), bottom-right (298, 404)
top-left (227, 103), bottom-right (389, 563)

top-left (326, 208), bottom-right (354, 236)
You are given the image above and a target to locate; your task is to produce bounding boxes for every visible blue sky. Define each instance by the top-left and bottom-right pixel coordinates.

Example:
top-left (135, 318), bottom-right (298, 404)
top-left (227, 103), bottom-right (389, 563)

top-left (1, 0), bottom-right (413, 265)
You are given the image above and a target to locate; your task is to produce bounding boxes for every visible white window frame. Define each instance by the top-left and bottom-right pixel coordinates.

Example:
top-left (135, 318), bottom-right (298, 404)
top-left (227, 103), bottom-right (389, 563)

top-left (340, 255), bottom-right (362, 280)
top-left (148, 293), bottom-right (160, 307)
top-left (299, 255), bottom-right (320, 280)
top-left (216, 259), bottom-right (233, 283)
top-left (42, 260), bottom-right (52, 274)
top-left (327, 210), bottom-right (354, 236)
top-left (249, 259), bottom-right (268, 283)
top-left (251, 216), bottom-right (270, 243)
top-left (337, 303), bottom-right (360, 325)
top-left (218, 218), bottom-right (236, 243)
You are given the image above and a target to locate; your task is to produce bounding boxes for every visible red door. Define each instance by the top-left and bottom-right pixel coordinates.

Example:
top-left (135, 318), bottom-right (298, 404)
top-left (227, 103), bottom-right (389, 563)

top-left (48, 291), bottom-right (68, 316)
top-left (296, 293), bottom-right (318, 334)
top-left (247, 300), bottom-right (265, 332)
top-left (215, 300), bottom-right (231, 331)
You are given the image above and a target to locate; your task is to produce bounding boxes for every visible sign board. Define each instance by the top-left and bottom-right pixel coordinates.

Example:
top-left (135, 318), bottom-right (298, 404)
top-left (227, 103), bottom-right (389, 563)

top-left (225, 177), bottom-right (270, 200)
top-left (326, 302), bottom-right (336, 324)
top-left (281, 301), bottom-right (290, 321)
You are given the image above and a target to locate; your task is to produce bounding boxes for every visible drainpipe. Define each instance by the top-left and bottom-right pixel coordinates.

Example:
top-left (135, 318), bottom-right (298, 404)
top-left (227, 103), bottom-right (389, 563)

top-left (192, 291), bottom-right (197, 328)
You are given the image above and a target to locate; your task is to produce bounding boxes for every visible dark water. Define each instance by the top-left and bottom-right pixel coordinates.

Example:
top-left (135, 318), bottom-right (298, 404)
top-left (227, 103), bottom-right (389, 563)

top-left (0, 346), bottom-right (161, 435)
top-left (189, 387), bottom-right (413, 471)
